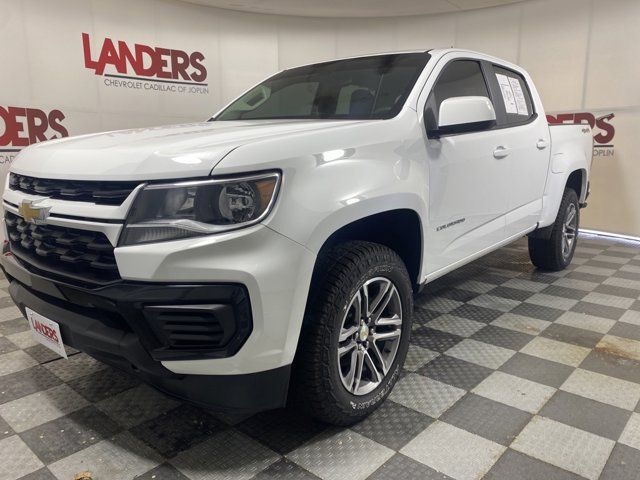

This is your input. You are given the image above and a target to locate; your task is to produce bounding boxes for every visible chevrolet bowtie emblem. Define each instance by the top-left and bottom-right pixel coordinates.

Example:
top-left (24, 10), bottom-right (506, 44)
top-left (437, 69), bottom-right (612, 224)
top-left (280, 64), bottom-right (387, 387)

top-left (17, 200), bottom-right (51, 225)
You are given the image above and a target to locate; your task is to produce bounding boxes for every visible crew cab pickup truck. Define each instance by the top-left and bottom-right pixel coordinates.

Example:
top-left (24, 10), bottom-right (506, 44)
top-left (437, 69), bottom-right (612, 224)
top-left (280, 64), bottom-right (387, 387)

top-left (1, 49), bottom-right (592, 425)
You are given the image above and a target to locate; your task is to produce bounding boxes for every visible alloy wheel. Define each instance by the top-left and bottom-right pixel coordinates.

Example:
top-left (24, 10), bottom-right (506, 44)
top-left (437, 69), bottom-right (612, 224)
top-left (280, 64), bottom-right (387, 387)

top-left (337, 277), bottom-right (403, 396)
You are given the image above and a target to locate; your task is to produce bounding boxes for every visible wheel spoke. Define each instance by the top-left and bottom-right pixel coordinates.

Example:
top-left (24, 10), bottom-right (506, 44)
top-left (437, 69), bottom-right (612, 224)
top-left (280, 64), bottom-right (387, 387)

top-left (364, 350), bottom-right (383, 383)
top-left (369, 280), bottom-right (391, 320)
top-left (369, 341), bottom-right (389, 375)
top-left (338, 340), bottom-right (357, 357)
top-left (566, 208), bottom-right (576, 226)
top-left (339, 325), bottom-right (358, 342)
top-left (352, 349), bottom-right (365, 392)
top-left (376, 313), bottom-right (402, 327)
top-left (372, 329), bottom-right (401, 342)
top-left (343, 349), bottom-right (358, 390)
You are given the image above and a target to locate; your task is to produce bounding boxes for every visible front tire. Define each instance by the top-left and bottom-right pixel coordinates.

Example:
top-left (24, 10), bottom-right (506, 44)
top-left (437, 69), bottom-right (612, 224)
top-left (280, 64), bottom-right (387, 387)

top-left (291, 241), bottom-right (413, 426)
top-left (528, 187), bottom-right (579, 271)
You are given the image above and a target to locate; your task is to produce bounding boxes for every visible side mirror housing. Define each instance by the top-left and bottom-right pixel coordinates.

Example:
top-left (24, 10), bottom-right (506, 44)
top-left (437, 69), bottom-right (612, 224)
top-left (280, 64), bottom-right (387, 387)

top-left (428, 96), bottom-right (497, 138)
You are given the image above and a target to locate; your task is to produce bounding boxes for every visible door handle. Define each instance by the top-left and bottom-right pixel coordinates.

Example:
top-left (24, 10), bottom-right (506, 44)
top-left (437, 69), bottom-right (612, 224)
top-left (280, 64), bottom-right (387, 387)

top-left (536, 139), bottom-right (549, 149)
top-left (493, 146), bottom-right (510, 159)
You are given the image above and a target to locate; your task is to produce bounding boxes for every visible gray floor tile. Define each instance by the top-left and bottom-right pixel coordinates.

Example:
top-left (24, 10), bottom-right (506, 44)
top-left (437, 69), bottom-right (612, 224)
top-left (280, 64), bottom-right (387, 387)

top-left (134, 463), bottom-right (191, 480)
top-left (389, 373), bottom-right (466, 418)
top-left (488, 285), bottom-right (535, 302)
top-left (0, 336), bottom-right (18, 355)
top-left (473, 371), bottom-right (555, 414)
top-left (0, 350), bottom-right (38, 377)
top-left (367, 453), bottom-right (453, 480)
top-left (596, 335), bottom-right (640, 362)
top-left (561, 368), bottom-right (640, 411)
top-left (418, 354), bottom-right (493, 390)
top-left (0, 384), bottom-right (89, 433)
top-left (441, 393), bottom-right (531, 445)
top-left (541, 285), bottom-right (588, 300)
top-left (599, 443), bottom-right (640, 480)
top-left (471, 325), bottom-right (534, 351)
top-left (445, 338), bottom-right (515, 369)
top-left (253, 458), bottom-right (321, 480)
top-left (130, 404), bottom-right (226, 458)
top-left (411, 327), bottom-right (464, 353)
top-left (19, 405), bottom-right (122, 464)
top-left (48, 431), bottom-right (163, 480)
top-left (400, 420), bottom-right (505, 480)
top-left (608, 321), bottom-right (640, 341)
top-left (66, 368), bottom-right (140, 403)
top-left (539, 390), bottom-right (632, 440)
top-left (16, 468), bottom-right (57, 480)
top-left (499, 352), bottom-right (574, 388)
top-left (484, 449), bottom-right (584, 480)
top-left (521, 336), bottom-right (591, 367)
top-left (448, 304), bottom-right (504, 324)
top-left (571, 301), bottom-right (627, 321)
top-left (555, 311), bottom-right (616, 334)
top-left (512, 416), bottom-right (614, 480)
top-left (286, 429), bottom-right (393, 480)
top-left (0, 436), bottom-right (44, 480)
top-left (0, 318), bottom-right (29, 336)
top-left (0, 365), bottom-right (62, 405)
top-left (403, 344), bottom-right (439, 371)
top-left (172, 429), bottom-right (279, 480)
top-left (541, 323), bottom-right (604, 348)
top-left (512, 302), bottom-right (565, 322)
top-left (580, 349), bottom-right (640, 384)
top-left (351, 400), bottom-right (434, 450)
top-left (619, 412), bottom-right (640, 451)
top-left (237, 408), bottom-right (328, 455)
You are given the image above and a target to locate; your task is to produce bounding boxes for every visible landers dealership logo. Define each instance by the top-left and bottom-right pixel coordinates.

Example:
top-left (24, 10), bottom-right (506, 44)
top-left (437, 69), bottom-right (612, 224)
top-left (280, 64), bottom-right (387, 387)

top-left (0, 106), bottom-right (69, 164)
top-left (82, 33), bottom-right (209, 94)
top-left (547, 112), bottom-right (615, 157)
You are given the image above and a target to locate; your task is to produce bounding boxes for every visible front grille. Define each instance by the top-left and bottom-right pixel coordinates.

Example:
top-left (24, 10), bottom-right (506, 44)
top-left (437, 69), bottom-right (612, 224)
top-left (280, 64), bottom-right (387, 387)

top-left (5, 211), bottom-right (120, 284)
top-left (9, 173), bottom-right (139, 205)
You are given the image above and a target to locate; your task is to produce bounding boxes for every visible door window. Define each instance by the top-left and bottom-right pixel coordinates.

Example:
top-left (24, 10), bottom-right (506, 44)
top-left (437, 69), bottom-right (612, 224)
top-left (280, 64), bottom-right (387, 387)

top-left (425, 60), bottom-right (490, 132)
top-left (490, 66), bottom-right (535, 125)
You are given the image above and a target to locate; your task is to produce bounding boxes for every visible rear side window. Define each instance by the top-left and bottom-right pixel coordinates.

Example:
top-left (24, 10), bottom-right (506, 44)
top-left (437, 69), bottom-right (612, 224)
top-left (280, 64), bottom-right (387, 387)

top-left (425, 60), bottom-right (490, 131)
top-left (491, 65), bottom-right (535, 125)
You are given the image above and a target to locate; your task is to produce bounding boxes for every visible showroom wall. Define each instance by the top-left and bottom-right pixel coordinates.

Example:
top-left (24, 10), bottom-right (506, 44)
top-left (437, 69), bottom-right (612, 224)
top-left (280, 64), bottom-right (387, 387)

top-left (1, 0), bottom-right (638, 235)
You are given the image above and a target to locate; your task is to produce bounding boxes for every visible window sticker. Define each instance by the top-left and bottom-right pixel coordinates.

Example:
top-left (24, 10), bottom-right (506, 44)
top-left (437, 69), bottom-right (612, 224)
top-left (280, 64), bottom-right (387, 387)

top-left (495, 73), bottom-right (518, 114)
top-left (508, 76), bottom-right (529, 116)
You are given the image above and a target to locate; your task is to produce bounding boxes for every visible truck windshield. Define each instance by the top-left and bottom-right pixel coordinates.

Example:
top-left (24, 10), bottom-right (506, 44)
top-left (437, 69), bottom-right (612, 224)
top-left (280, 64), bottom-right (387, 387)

top-left (213, 53), bottom-right (430, 121)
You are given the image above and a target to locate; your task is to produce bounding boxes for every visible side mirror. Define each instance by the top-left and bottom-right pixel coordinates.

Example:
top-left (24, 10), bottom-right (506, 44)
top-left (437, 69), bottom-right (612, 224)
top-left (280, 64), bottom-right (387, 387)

top-left (429, 96), bottom-right (497, 138)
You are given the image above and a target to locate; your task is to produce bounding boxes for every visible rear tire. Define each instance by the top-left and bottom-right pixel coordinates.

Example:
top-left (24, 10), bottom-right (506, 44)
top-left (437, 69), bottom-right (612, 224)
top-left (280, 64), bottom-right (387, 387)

top-left (291, 241), bottom-right (413, 426)
top-left (528, 188), bottom-right (579, 271)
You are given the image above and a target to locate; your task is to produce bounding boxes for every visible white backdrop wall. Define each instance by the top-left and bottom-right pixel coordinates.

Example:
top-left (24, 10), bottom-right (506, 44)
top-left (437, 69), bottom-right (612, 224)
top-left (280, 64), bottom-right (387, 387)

top-left (1, 0), bottom-right (639, 235)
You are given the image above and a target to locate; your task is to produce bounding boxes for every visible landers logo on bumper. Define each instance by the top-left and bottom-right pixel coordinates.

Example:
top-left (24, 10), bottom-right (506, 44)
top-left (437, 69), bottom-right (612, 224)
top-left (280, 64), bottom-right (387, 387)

top-left (547, 112), bottom-right (615, 158)
top-left (0, 106), bottom-right (69, 164)
top-left (82, 33), bottom-right (208, 94)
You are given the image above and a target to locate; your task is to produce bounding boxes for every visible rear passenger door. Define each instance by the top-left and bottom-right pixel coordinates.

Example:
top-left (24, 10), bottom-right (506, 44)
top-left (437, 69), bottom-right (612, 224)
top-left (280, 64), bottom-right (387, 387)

top-left (484, 64), bottom-right (551, 237)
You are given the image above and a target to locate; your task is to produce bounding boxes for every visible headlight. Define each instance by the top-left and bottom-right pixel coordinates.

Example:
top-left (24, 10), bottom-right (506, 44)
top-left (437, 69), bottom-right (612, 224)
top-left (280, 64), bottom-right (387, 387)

top-left (119, 172), bottom-right (280, 246)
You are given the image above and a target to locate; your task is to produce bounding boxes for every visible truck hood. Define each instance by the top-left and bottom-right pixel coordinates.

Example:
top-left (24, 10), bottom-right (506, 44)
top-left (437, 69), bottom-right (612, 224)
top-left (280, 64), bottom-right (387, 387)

top-left (11, 120), bottom-right (362, 181)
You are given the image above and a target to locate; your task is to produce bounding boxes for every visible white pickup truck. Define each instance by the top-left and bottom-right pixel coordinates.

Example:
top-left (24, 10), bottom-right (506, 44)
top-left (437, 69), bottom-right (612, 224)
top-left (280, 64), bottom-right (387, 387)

top-left (2, 49), bottom-right (592, 425)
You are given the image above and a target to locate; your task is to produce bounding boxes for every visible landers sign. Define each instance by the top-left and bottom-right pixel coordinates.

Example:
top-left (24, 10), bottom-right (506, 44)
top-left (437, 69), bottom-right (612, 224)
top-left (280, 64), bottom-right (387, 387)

top-left (547, 112), bottom-right (615, 158)
top-left (82, 33), bottom-right (209, 94)
top-left (0, 106), bottom-right (69, 164)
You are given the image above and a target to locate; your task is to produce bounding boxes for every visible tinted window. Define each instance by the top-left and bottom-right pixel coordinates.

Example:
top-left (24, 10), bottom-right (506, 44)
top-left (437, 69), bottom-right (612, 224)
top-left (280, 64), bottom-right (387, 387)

top-left (425, 60), bottom-right (490, 131)
top-left (214, 53), bottom-right (430, 121)
top-left (491, 65), bottom-right (535, 125)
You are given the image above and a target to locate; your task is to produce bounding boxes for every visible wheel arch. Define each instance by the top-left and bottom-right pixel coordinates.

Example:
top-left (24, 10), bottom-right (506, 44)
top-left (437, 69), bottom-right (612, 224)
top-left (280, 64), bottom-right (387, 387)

top-left (310, 209), bottom-right (423, 291)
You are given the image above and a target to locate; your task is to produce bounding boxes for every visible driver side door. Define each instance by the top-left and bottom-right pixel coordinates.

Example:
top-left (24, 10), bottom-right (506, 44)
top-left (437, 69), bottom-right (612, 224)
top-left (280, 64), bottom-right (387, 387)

top-left (421, 58), bottom-right (510, 278)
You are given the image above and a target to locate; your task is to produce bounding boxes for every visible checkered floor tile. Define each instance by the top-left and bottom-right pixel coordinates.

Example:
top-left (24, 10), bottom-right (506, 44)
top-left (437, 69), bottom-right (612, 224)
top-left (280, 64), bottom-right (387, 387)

top-left (2, 234), bottom-right (640, 480)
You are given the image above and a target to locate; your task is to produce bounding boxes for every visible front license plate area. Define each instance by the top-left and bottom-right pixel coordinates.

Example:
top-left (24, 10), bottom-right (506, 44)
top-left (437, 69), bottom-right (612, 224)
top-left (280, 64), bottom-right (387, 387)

top-left (26, 307), bottom-right (68, 359)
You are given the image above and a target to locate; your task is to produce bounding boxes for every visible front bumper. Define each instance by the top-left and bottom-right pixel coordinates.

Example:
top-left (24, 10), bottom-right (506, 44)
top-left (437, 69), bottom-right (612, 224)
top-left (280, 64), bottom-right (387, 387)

top-left (1, 253), bottom-right (291, 413)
